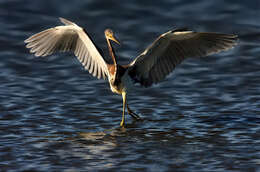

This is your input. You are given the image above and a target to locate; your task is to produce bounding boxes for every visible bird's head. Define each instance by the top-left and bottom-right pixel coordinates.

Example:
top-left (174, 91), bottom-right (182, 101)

top-left (105, 29), bottom-right (120, 45)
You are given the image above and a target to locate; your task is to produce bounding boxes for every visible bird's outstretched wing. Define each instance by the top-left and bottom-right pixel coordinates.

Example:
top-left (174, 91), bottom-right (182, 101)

top-left (128, 29), bottom-right (238, 87)
top-left (24, 17), bottom-right (109, 79)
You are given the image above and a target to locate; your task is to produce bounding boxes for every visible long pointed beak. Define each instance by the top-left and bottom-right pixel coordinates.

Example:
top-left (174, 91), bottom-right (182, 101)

top-left (110, 35), bottom-right (120, 45)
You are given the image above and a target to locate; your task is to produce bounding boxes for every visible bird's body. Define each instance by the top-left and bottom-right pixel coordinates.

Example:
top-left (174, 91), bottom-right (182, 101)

top-left (107, 64), bottom-right (127, 94)
top-left (25, 18), bottom-right (238, 127)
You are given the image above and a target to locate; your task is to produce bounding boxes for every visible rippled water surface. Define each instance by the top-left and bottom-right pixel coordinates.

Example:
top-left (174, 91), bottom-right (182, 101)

top-left (1, 0), bottom-right (260, 171)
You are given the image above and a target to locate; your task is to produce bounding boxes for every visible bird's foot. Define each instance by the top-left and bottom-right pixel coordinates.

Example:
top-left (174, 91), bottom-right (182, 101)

top-left (127, 107), bottom-right (142, 121)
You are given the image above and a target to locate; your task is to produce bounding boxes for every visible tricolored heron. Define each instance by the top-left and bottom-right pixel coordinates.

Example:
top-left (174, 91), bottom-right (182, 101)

top-left (24, 18), bottom-right (238, 127)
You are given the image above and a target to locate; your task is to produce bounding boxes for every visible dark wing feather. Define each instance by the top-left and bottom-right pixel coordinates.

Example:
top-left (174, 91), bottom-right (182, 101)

top-left (128, 30), bottom-right (238, 87)
top-left (24, 18), bottom-right (109, 79)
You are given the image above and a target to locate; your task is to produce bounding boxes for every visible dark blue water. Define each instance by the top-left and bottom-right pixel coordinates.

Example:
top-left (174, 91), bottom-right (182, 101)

top-left (1, 0), bottom-right (260, 171)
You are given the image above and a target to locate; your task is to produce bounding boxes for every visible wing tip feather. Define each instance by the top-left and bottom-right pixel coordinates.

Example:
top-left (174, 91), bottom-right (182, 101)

top-left (59, 17), bottom-right (75, 26)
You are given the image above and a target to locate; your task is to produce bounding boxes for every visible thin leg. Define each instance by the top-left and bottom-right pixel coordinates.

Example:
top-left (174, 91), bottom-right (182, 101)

top-left (120, 92), bottom-right (127, 127)
top-left (127, 104), bottom-right (142, 120)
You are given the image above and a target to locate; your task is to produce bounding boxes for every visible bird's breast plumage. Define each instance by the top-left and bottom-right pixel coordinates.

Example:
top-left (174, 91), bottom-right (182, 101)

top-left (109, 65), bottom-right (134, 94)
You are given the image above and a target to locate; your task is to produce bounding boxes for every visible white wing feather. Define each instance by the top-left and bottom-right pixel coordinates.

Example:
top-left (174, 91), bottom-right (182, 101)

top-left (24, 18), bottom-right (108, 79)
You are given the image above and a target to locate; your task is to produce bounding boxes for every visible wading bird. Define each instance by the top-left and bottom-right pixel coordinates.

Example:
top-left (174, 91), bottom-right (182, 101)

top-left (24, 18), bottom-right (238, 127)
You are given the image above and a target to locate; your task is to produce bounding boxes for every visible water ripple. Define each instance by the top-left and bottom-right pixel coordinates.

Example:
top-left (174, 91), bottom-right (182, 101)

top-left (0, 0), bottom-right (259, 171)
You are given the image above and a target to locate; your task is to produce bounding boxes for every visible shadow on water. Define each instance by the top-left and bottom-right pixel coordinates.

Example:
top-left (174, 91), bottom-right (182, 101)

top-left (60, 122), bottom-right (192, 169)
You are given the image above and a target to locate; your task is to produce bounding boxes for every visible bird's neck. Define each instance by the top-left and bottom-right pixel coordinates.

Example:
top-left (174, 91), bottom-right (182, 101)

top-left (106, 39), bottom-right (117, 65)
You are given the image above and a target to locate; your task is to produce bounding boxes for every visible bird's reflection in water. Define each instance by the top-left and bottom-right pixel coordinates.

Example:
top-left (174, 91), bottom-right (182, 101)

top-left (64, 126), bottom-right (136, 169)
top-left (38, 119), bottom-right (191, 171)
top-left (77, 121), bottom-right (140, 143)
top-left (76, 120), bottom-right (188, 145)
top-left (78, 127), bottom-right (126, 141)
